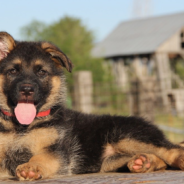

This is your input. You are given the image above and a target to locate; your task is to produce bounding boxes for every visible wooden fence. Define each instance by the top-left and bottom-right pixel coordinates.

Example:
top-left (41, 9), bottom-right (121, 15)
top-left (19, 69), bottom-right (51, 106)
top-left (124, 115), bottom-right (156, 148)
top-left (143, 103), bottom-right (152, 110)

top-left (69, 71), bottom-right (184, 143)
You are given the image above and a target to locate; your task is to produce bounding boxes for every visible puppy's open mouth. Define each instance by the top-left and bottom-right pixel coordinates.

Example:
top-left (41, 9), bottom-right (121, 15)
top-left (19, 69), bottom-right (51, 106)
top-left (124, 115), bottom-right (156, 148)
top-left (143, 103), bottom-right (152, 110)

top-left (14, 101), bottom-right (36, 125)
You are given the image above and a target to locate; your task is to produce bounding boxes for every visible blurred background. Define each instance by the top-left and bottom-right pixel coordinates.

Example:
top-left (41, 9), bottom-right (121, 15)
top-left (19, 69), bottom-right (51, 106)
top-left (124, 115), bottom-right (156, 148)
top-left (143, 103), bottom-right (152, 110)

top-left (1, 0), bottom-right (184, 142)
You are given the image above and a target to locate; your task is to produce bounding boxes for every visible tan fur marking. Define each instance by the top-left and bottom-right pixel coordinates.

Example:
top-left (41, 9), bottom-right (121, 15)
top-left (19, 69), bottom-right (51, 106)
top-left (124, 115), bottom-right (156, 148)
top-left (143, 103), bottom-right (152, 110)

top-left (100, 155), bottom-right (131, 173)
top-left (51, 58), bottom-right (63, 68)
top-left (4, 59), bottom-right (21, 71)
top-left (115, 139), bottom-right (184, 167)
top-left (0, 133), bottom-right (14, 163)
top-left (41, 42), bottom-right (57, 50)
top-left (0, 128), bottom-right (59, 162)
top-left (149, 154), bottom-right (167, 171)
top-left (101, 139), bottom-right (184, 172)
top-left (34, 59), bottom-right (52, 70)
top-left (14, 128), bottom-right (59, 154)
top-left (34, 59), bottom-right (43, 66)
top-left (39, 76), bottom-right (63, 111)
top-left (12, 59), bottom-right (21, 65)
top-left (0, 75), bottom-right (9, 111)
top-left (115, 139), bottom-right (156, 155)
top-left (16, 153), bottom-right (60, 180)
top-left (30, 153), bottom-right (60, 176)
top-left (29, 128), bottom-right (59, 154)
top-left (33, 59), bottom-right (56, 75)
top-left (0, 117), bottom-right (14, 130)
top-left (102, 143), bottom-right (116, 159)
top-left (156, 147), bottom-right (182, 166)
top-left (0, 133), bottom-right (14, 149)
top-left (15, 128), bottom-right (62, 180)
top-left (0, 128), bottom-right (60, 179)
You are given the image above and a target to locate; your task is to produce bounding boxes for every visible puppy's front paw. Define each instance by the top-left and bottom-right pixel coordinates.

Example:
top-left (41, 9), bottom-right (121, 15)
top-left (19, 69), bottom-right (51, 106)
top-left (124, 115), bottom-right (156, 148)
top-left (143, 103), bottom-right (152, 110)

top-left (16, 162), bottom-right (44, 181)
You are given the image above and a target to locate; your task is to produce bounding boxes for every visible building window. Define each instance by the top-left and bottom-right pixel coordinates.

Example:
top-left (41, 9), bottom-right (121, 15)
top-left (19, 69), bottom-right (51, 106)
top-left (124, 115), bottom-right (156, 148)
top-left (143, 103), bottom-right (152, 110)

top-left (181, 31), bottom-right (184, 49)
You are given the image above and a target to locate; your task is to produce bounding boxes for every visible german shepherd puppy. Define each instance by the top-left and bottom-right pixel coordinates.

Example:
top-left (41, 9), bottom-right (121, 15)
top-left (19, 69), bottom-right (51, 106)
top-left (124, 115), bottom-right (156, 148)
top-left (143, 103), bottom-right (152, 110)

top-left (0, 32), bottom-right (183, 181)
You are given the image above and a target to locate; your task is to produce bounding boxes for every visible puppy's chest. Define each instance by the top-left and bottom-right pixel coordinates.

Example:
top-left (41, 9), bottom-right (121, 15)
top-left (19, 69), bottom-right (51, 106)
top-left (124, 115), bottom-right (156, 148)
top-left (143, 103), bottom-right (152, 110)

top-left (0, 127), bottom-right (59, 175)
top-left (5, 127), bottom-right (59, 153)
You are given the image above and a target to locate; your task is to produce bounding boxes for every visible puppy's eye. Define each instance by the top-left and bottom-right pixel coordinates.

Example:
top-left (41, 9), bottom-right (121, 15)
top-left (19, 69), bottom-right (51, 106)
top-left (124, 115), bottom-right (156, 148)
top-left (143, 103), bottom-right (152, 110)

top-left (9, 68), bottom-right (17, 75)
top-left (37, 69), bottom-right (47, 76)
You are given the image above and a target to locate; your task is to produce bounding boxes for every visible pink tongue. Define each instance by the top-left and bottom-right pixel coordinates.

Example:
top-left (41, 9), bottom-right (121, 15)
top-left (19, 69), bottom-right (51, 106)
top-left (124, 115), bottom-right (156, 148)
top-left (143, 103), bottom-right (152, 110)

top-left (14, 103), bottom-right (36, 125)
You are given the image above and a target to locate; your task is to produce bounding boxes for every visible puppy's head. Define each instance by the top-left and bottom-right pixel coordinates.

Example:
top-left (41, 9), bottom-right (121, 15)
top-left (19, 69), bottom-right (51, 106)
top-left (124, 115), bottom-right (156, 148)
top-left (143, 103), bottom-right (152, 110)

top-left (0, 32), bottom-right (72, 125)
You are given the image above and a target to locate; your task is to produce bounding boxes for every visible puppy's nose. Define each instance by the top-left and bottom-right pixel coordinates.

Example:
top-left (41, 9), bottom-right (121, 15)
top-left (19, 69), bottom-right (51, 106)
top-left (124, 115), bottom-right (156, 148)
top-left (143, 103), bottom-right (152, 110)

top-left (20, 84), bottom-right (34, 96)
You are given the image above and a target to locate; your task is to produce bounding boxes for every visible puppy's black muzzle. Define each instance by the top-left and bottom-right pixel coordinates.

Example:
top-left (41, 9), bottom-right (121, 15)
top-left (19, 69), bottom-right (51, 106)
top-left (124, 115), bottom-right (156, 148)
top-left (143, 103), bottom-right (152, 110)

top-left (20, 84), bottom-right (34, 97)
top-left (18, 84), bottom-right (36, 103)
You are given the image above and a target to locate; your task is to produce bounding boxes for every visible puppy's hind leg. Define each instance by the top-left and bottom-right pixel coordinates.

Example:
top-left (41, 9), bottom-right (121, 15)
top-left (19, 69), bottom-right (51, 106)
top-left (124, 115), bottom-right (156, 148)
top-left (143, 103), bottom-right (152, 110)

top-left (127, 153), bottom-right (167, 173)
top-left (157, 147), bottom-right (184, 170)
top-left (100, 153), bottom-right (132, 173)
top-left (100, 152), bottom-right (167, 173)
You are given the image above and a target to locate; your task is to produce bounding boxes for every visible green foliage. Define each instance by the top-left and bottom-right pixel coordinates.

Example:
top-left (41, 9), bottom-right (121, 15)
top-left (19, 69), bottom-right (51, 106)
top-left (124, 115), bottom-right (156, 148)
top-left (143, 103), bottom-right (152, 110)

top-left (20, 16), bottom-right (108, 91)
top-left (170, 57), bottom-right (184, 86)
top-left (20, 20), bottom-right (46, 41)
top-left (175, 61), bottom-right (184, 80)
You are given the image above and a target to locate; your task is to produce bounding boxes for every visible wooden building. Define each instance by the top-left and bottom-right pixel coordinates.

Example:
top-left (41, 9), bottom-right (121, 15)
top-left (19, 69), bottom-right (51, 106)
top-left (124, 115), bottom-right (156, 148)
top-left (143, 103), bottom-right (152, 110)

top-left (92, 12), bottom-right (184, 116)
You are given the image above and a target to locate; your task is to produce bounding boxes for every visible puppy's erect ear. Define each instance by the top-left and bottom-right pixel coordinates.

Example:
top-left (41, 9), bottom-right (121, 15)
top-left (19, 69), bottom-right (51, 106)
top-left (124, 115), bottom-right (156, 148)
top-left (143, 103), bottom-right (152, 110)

top-left (41, 42), bottom-right (73, 72)
top-left (0, 32), bottom-right (16, 61)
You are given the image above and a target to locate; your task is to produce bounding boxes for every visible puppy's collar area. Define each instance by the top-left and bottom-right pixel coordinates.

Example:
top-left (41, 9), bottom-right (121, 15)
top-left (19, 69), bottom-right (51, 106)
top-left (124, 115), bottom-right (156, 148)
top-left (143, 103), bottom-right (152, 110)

top-left (36, 109), bottom-right (51, 117)
top-left (1, 109), bottom-right (51, 117)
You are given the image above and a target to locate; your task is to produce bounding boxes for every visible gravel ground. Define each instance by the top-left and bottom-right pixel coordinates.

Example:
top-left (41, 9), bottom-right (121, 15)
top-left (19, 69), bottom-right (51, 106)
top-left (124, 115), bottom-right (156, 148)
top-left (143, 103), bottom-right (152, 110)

top-left (1, 171), bottom-right (184, 184)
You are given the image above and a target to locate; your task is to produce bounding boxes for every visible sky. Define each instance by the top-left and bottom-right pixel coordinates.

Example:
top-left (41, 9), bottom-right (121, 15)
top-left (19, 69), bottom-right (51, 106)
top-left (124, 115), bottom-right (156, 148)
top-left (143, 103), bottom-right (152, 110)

top-left (1, 0), bottom-right (184, 42)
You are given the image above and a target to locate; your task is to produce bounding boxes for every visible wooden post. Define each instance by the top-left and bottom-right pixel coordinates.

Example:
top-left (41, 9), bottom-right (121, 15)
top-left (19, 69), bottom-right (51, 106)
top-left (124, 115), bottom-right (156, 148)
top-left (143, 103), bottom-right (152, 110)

top-left (73, 71), bottom-right (93, 113)
top-left (139, 77), bottom-right (157, 122)
top-left (129, 78), bottom-right (157, 122)
top-left (154, 53), bottom-right (171, 107)
top-left (112, 59), bottom-right (129, 91)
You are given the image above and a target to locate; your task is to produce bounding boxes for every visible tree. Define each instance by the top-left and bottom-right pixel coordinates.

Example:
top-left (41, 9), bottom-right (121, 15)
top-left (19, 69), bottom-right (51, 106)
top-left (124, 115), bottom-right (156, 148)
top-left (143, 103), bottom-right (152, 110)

top-left (20, 20), bottom-right (46, 41)
top-left (20, 16), bottom-right (109, 91)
